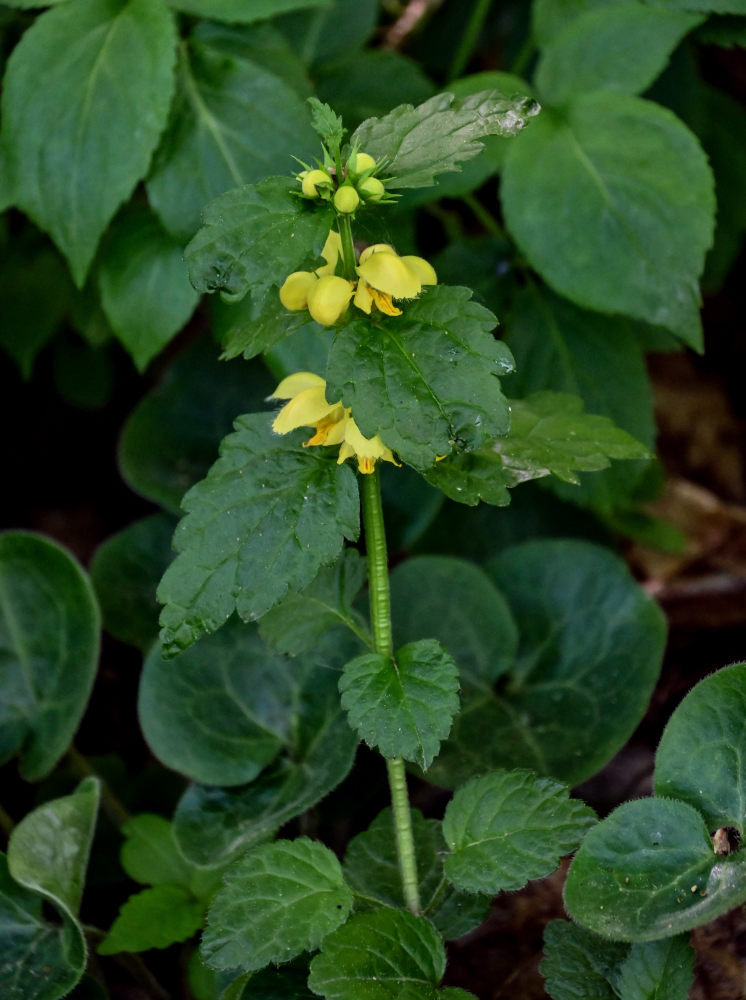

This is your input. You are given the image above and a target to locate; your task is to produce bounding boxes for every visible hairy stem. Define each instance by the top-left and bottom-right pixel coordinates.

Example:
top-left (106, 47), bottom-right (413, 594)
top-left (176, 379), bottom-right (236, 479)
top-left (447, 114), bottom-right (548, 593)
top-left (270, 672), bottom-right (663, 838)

top-left (361, 468), bottom-right (421, 913)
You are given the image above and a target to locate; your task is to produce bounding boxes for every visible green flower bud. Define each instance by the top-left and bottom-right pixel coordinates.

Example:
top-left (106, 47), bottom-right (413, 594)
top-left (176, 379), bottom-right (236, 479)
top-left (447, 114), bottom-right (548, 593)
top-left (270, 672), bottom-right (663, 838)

top-left (307, 275), bottom-right (354, 326)
top-left (302, 168), bottom-right (332, 197)
top-left (358, 176), bottom-right (385, 201)
top-left (347, 151), bottom-right (376, 175)
top-left (334, 185), bottom-right (360, 214)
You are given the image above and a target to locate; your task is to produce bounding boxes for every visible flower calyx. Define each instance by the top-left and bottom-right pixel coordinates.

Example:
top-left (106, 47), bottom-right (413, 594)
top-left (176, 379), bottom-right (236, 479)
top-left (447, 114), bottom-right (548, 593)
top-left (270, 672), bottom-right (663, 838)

top-left (294, 148), bottom-right (393, 212)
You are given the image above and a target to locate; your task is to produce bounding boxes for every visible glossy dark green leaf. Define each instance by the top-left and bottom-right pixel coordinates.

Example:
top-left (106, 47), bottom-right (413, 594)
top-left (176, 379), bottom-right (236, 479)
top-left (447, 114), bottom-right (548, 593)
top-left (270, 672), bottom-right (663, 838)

top-left (307, 909), bottom-right (446, 1000)
top-left (98, 884), bottom-right (204, 954)
top-left (350, 89), bottom-right (539, 190)
top-left (0, 532), bottom-right (100, 780)
top-left (147, 33), bottom-right (318, 240)
top-left (618, 935), bottom-right (695, 1000)
top-left (214, 287), bottom-right (313, 362)
top-left (167, 0), bottom-right (329, 20)
top-left (654, 662), bottom-right (746, 832)
top-left (343, 808), bottom-right (489, 940)
top-left (326, 286), bottom-right (513, 470)
top-left (203, 838), bottom-right (352, 972)
top-left (157, 413), bottom-right (359, 656)
top-left (97, 206), bottom-right (199, 371)
top-left (2, 0), bottom-right (177, 284)
top-left (564, 797), bottom-right (746, 941)
top-left (339, 639), bottom-right (459, 770)
top-left (275, 0), bottom-right (377, 65)
top-left (442, 770), bottom-right (595, 894)
top-left (541, 919), bottom-right (628, 1000)
top-left (502, 94), bottom-right (715, 348)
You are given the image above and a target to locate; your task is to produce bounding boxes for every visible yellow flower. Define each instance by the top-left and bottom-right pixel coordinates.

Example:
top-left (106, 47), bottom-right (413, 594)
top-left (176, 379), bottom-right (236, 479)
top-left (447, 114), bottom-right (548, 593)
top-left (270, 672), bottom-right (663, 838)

top-left (271, 372), bottom-right (399, 474)
top-left (279, 270), bottom-right (317, 311)
top-left (307, 274), bottom-right (354, 325)
top-left (354, 244), bottom-right (437, 316)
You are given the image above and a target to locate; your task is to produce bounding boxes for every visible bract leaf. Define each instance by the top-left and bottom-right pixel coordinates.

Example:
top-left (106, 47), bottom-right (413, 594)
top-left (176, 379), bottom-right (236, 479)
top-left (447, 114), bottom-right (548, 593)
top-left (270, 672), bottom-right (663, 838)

top-left (202, 838), bottom-right (353, 972)
top-left (98, 884), bottom-right (204, 955)
top-left (442, 770), bottom-right (595, 894)
top-left (2, 0), bottom-right (177, 285)
top-left (350, 89), bottom-right (539, 189)
top-left (0, 532), bottom-right (100, 780)
top-left (157, 413), bottom-right (359, 656)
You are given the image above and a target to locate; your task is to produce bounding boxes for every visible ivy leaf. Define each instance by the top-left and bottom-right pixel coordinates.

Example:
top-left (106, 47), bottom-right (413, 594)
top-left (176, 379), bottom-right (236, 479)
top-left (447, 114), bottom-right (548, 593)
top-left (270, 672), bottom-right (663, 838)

top-left (541, 920), bottom-right (628, 1000)
top-left (350, 89), bottom-right (539, 189)
top-left (326, 286), bottom-right (514, 470)
top-left (1, 0), bottom-right (177, 285)
top-left (184, 176), bottom-right (333, 302)
top-left (442, 770), bottom-right (595, 895)
top-left (340, 640), bottom-right (460, 771)
top-left (307, 910), bottom-right (446, 1000)
top-left (202, 838), bottom-right (353, 972)
top-left (157, 413), bottom-right (359, 656)
top-left (98, 885), bottom-right (204, 955)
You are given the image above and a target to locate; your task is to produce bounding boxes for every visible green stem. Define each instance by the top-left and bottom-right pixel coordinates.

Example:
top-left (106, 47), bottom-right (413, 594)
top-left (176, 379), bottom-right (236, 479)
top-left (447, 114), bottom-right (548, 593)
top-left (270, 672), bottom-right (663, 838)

top-left (448, 0), bottom-right (492, 83)
top-left (361, 469), bottom-right (421, 914)
top-left (461, 192), bottom-right (506, 240)
top-left (336, 213), bottom-right (358, 281)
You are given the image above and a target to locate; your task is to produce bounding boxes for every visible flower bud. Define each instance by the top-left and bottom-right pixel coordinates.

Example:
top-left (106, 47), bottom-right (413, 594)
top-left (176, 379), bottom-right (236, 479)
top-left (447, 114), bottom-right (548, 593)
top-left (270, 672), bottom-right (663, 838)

top-left (279, 271), bottom-right (317, 311)
top-left (358, 176), bottom-right (385, 201)
top-left (333, 185), bottom-right (360, 214)
top-left (307, 275), bottom-right (354, 326)
top-left (302, 168), bottom-right (332, 197)
top-left (347, 151), bottom-right (376, 175)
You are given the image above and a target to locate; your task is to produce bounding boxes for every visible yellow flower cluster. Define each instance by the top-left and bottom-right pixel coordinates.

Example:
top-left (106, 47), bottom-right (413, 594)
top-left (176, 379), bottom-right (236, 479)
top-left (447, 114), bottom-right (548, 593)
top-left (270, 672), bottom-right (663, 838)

top-left (272, 372), bottom-right (399, 475)
top-left (279, 231), bottom-right (437, 326)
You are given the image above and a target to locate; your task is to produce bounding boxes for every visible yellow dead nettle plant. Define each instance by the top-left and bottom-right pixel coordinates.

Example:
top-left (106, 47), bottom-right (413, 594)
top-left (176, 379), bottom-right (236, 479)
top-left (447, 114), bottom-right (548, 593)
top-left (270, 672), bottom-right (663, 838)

top-left (271, 372), bottom-right (399, 475)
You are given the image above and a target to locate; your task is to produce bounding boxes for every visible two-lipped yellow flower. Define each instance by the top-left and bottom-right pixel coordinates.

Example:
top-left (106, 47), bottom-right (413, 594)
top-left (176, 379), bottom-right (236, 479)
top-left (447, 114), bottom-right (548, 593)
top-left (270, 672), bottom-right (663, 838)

top-left (272, 372), bottom-right (399, 475)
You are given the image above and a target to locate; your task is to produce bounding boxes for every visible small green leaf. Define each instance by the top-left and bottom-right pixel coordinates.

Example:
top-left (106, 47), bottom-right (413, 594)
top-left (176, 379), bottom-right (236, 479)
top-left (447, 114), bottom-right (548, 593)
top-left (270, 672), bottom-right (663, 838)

top-left (157, 413), bottom-right (359, 656)
top-left (442, 770), bottom-right (595, 895)
top-left (541, 919), bottom-right (628, 1000)
top-left (618, 935), bottom-right (695, 1000)
top-left (98, 884), bottom-right (204, 954)
top-left (564, 797), bottom-right (746, 941)
top-left (0, 532), bottom-right (101, 780)
top-left (307, 909), bottom-right (446, 1000)
top-left (654, 661), bottom-right (746, 832)
top-left (340, 639), bottom-right (460, 770)
top-left (326, 286), bottom-right (513, 470)
top-left (202, 838), bottom-right (353, 972)
top-left (120, 814), bottom-right (194, 887)
top-left (2, 0), bottom-right (177, 284)
top-left (350, 89), bottom-right (539, 190)
top-left (307, 96), bottom-right (345, 150)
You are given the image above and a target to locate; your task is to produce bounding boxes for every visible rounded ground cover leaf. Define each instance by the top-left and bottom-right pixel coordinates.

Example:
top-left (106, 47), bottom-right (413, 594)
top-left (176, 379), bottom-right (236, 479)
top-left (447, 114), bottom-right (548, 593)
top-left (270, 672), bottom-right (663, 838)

top-left (308, 909), bottom-right (446, 1000)
top-left (564, 797), bottom-right (746, 941)
top-left (202, 838), bottom-right (353, 973)
top-left (502, 92), bottom-right (715, 348)
top-left (442, 770), bottom-right (595, 895)
top-left (0, 532), bottom-right (101, 780)
top-left (654, 662), bottom-right (746, 832)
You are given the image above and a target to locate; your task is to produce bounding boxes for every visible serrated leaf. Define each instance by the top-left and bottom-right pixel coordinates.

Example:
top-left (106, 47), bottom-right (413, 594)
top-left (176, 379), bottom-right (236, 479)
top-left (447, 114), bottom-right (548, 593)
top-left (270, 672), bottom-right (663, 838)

top-left (307, 96), bottom-right (345, 150)
top-left (147, 32), bottom-right (318, 240)
top-left (307, 909), bottom-right (446, 1000)
top-left (214, 286), bottom-right (314, 361)
top-left (184, 176), bottom-right (333, 301)
top-left (0, 532), bottom-right (100, 780)
top-left (564, 797), bottom-right (746, 941)
top-left (541, 919), bottom-right (628, 1000)
top-left (167, 0), bottom-right (329, 19)
top-left (98, 884), bottom-right (204, 954)
top-left (654, 661), bottom-right (746, 832)
top-left (340, 639), bottom-right (460, 770)
top-left (325, 285), bottom-right (513, 470)
top-left (618, 935), bottom-right (695, 1000)
top-left (157, 413), bottom-right (359, 656)
top-left (350, 89), bottom-right (539, 190)
top-left (259, 549), bottom-right (370, 654)
top-left (502, 93), bottom-right (715, 348)
top-left (2, 0), bottom-right (177, 284)
top-left (202, 838), bottom-right (353, 972)
top-left (442, 770), bottom-right (595, 894)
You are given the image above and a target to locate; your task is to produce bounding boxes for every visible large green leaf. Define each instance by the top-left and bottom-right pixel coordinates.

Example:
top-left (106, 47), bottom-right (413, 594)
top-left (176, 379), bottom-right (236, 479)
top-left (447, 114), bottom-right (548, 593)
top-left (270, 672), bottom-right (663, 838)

top-left (442, 770), bottom-right (595, 894)
top-left (532, 0), bottom-right (619, 47)
top-left (501, 93), bottom-right (715, 348)
top-left (203, 838), bottom-right (353, 972)
top-left (167, 0), bottom-right (329, 20)
top-left (1, 0), bottom-right (177, 285)
top-left (350, 89), bottom-right (539, 190)
top-left (98, 884), bottom-right (204, 954)
top-left (157, 413), bottom-right (359, 656)
top-left (541, 920), bottom-right (628, 1000)
top-left (214, 286), bottom-right (314, 362)
top-left (275, 0), bottom-right (378, 64)
top-left (147, 31), bottom-right (318, 240)
top-left (0, 532), bottom-right (100, 780)
top-left (652, 0), bottom-right (745, 10)
top-left (325, 286), bottom-right (513, 470)
top-left (618, 936), bottom-right (695, 1000)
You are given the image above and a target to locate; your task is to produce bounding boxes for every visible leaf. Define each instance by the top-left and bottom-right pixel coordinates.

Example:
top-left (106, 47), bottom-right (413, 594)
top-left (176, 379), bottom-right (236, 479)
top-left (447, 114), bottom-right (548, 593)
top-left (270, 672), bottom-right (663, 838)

top-left (215, 284), bottom-right (314, 361)
top-left (98, 884), bottom-right (204, 954)
top-left (167, 0), bottom-right (330, 20)
top-left (0, 532), bottom-right (101, 780)
top-left (563, 797), bottom-right (746, 941)
top-left (343, 808), bottom-right (489, 940)
top-left (442, 770), bottom-right (595, 894)
top-left (541, 919), bottom-right (628, 1000)
top-left (227, 962), bottom-right (316, 1000)
top-left (618, 935), bottom-right (695, 1000)
top-left (325, 286), bottom-right (514, 470)
top-left (2, 0), bottom-right (177, 285)
top-left (97, 206), bottom-right (199, 371)
top-left (652, 0), bottom-right (745, 10)
top-left (276, 0), bottom-right (378, 64)
top-left (146, 32), bottom-right (319, 240)
top-left (501, 93), bottom-right (715, 348)
top-left (184, 176), bottom-right (334, 302)
top-left (307, 96), bottom-right (346, 150)
top-left (535, 4), bottom-right (703, 104)
top-left (339, 639), bottom-right (460, 770)
top-left (350, 89), bottom-right (539, 190)
top-left (259, 549), bottom-right (370, 654)
top-left (202, 838), bottom-right (353, 972)
top-left (532, 0), bottom-right (620, 48)
top-left (307, 909), bottom-right (446, 1000)
top-left (654, 661), bottom-right (746, 832)
top-left (157, 413), bottom-right (359, 656)
top-left (120, 814), bottom-right (194, 888)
